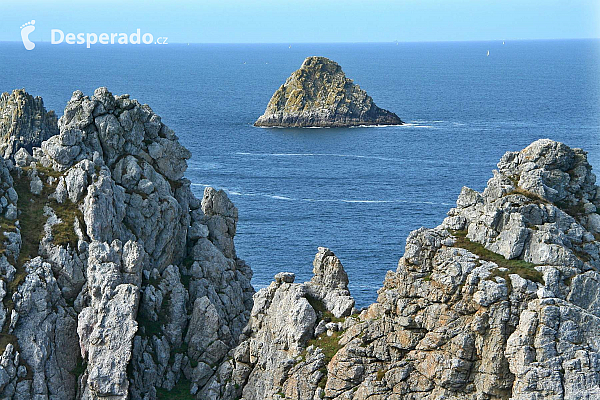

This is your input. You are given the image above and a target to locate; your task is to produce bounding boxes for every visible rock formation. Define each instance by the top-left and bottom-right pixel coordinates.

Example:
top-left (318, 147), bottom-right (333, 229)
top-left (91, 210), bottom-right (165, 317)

top-left (0, 88), bottom-right (253, 399)
top-left (254, 56), bottom-right (403, 127)
top-left (1, 84), bottom-right (599, 400)
top-left (0, 89), bottom-right (59, 159)
top-left (211, 139), bottom-right (600, 400)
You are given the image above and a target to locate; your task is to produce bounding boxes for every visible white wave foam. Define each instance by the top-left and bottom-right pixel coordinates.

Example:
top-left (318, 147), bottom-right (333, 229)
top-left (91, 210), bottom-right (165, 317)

top-left (190, 183), bottom-right (454, 207)
top-left (400, 123), bottom-right (434, 128)
top-left (233, 152), bottom-right (488, 166)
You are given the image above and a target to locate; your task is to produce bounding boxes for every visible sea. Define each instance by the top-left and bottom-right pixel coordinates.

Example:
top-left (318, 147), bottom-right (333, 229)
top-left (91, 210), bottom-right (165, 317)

top-left (1, 40), bottom-right (599, 308)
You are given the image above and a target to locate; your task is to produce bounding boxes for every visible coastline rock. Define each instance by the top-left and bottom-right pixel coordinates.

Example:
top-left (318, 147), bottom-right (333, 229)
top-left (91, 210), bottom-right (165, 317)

top-left (0, 88), bottom-right (254, 400)
top-left (202, 248), bottom-right (356, 400)
top-left (254, 56), bottom-right (403, 127)
top-left (0, 89), bottom-right (59, 159)
top-left (1, 85), bottom-right (600, 400)
top-left (214, 139), bottom-right (600, 400)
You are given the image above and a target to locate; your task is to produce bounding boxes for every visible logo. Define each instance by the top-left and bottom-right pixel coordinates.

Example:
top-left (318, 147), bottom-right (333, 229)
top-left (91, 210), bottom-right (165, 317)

top-left (20, 20), bottom-right (36, 50)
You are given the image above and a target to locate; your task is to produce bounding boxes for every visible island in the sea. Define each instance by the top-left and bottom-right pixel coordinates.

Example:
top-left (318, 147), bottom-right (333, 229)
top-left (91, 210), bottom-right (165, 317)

top-left (254, 56), bottom-right (403, 128)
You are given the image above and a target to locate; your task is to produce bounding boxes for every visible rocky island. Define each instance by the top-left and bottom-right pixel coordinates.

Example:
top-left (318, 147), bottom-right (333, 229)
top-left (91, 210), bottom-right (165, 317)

top-left (254, 56), bottom-right (403, 127)
top-left (0, 88), bottom-right (598, 400)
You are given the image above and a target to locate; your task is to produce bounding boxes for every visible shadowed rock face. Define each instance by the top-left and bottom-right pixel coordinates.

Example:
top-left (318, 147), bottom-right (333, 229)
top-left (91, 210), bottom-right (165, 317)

top-left (0, 89), bottom-right (59, 158)
top-left (254, 56), bottom-right (403, 127)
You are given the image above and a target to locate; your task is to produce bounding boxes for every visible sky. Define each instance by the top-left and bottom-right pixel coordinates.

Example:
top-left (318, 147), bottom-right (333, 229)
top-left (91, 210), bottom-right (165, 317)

top-left (1, 0), bottom-right (599, 43)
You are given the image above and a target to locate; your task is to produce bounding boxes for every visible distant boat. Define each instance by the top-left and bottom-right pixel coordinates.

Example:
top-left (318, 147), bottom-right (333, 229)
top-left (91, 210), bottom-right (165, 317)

top-left (503, 41), bottom-right (505, 45)
top-left (487, 50), bottom-right (490, 56)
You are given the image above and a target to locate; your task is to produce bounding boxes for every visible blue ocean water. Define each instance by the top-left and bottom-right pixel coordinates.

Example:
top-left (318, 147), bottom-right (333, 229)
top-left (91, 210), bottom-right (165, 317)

top-left (1, 40), bottom-right (599, 307)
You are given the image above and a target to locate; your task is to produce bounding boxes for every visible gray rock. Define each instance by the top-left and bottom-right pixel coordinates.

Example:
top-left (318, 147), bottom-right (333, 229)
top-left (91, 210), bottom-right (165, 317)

top-left (254, 57), bottom-right (402, 127)
top-left (0, 89), bottom-right (58, 159)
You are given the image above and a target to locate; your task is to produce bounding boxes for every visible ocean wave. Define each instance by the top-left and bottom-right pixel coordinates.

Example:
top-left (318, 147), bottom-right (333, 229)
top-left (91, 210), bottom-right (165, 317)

top-left (190, 184), bottom-right (453, 207)
top-left (233, 152), bottom-right (488, 166)
top-left (399, 123), bottom-right (433, 128)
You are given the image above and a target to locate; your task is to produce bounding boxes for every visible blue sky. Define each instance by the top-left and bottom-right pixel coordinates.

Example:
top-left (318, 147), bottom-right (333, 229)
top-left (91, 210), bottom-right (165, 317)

top-left (2, 0), bottom-right (599, 43)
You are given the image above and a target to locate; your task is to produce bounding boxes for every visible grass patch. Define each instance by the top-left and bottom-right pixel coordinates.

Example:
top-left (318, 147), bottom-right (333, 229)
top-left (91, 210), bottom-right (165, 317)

top-left (306, 330), bottom-right (344, 365)
top-left (49, 198), bottom-right (84, 248)
top-left (156, 378), bottom-right (194, 400)
top-left (0, 333), bottom-right (18, 353)
top-left (572, 248), bottom-right (591, 263)
top-left (555, 200), bottom-right (585, 219)
top-left (450, 230), bottom-right (544, 284)
top-left (503, 188), bottom-right (548, 205)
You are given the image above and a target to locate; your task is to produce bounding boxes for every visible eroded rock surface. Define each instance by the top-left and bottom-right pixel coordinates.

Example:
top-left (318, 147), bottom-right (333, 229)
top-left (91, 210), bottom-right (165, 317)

top-left (215, 139), bottom-right (600, 400)
top-left (0, 88), bottom-right (254, 399)
top-left (1, 86), bottom-right (599, 400)
top-left (0, 89), bottom-right (58, 159)
top-left (255, 56), bottom-right (402, 127)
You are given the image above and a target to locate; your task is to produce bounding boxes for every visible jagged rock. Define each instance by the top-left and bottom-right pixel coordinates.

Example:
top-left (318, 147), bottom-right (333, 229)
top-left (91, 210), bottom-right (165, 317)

top-left (254, 56), bottom-right (403, 127)
top-left (0, 89), bottom-right (58, 159)
top-left (0, 88), bottom-right (254, 400)
top-left (2, 86), bottom-right (599, 400)
top-left (215, 140), bottom-right (600, 400)
top-left (207, 248), bottom-right (355, 399)
top-left (306, 247), bottom-right (355, 318)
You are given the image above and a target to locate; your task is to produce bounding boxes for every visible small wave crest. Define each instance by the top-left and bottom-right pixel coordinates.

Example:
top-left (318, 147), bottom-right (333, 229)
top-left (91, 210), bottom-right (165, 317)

top-left (233, 152), bottom-right (487, 166)
top-left (190, 184), bottom-right (453, 207)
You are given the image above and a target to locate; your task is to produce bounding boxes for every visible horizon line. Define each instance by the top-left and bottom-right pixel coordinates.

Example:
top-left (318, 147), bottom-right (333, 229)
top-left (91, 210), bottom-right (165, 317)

top-left (0, 37), bottom-right (599, 46)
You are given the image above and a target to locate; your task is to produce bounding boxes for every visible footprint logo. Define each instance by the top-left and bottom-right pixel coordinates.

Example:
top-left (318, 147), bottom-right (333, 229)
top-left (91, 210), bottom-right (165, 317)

top-left (20, 20), bottom-right (36, 50)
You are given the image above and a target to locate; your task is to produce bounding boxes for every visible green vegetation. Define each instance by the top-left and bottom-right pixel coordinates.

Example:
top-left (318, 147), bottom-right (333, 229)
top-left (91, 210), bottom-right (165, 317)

top-left (450, 230), bottom-right (544, 284)
top-left (555, 200), bottom-right (586, 219)
top-left (297, 296), bottom-right (349, 391)
top-left (503, 187), bottom-right (548, 205)
top-left (306, 296), bottom-right (344, 324)
top-left (306, 330), bottom-right (344, 365)
top-left (0, 165), bottom-right (86, 354)
top-left (50, 198), bottom-right (84, 248)
top-left (156, 378), bottom-right (195, 400)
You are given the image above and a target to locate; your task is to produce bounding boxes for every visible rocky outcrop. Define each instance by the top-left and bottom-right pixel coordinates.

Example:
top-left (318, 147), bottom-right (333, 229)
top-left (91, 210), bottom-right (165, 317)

top-left (204, 248), bottom-right (355, 400)
top-left (0, 89), bottom-right (58, 159)
top-left (0, 87), bottom-right (254, 399)
top-left (214, 139), bottom-right (600, 400)
top-left (254, 56), bottom-right (402, 127)
top-left (1, 84), bottom-right (599, 400)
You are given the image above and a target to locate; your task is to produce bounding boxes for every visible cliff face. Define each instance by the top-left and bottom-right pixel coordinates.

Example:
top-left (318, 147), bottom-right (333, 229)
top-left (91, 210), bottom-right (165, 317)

top-left (212, 139), bottom-right (600, 400)
top-left (0, 89), bottom-right (59, 159)
top-left (0, 88), bottom-right (254, 399)
top-left (254, 57), bottom-right (403, 127)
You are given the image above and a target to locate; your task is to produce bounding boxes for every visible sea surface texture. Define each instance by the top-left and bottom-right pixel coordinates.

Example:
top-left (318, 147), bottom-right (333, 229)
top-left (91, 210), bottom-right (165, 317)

top-left (1, 40), bottom-right (599, 307)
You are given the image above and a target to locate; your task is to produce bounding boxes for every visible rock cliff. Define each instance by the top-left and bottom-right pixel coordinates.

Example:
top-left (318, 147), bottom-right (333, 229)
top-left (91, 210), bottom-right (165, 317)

top-left (254, 57), bottom-right (403, 127)
top-left (0, 89), bottom-right (59, 159)
top-left (0, 88), bottom-right (253, 399)
top-left (1, 85), bottom-right (599, 400)
top-left (212, 139), bottom-right (600, 400)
